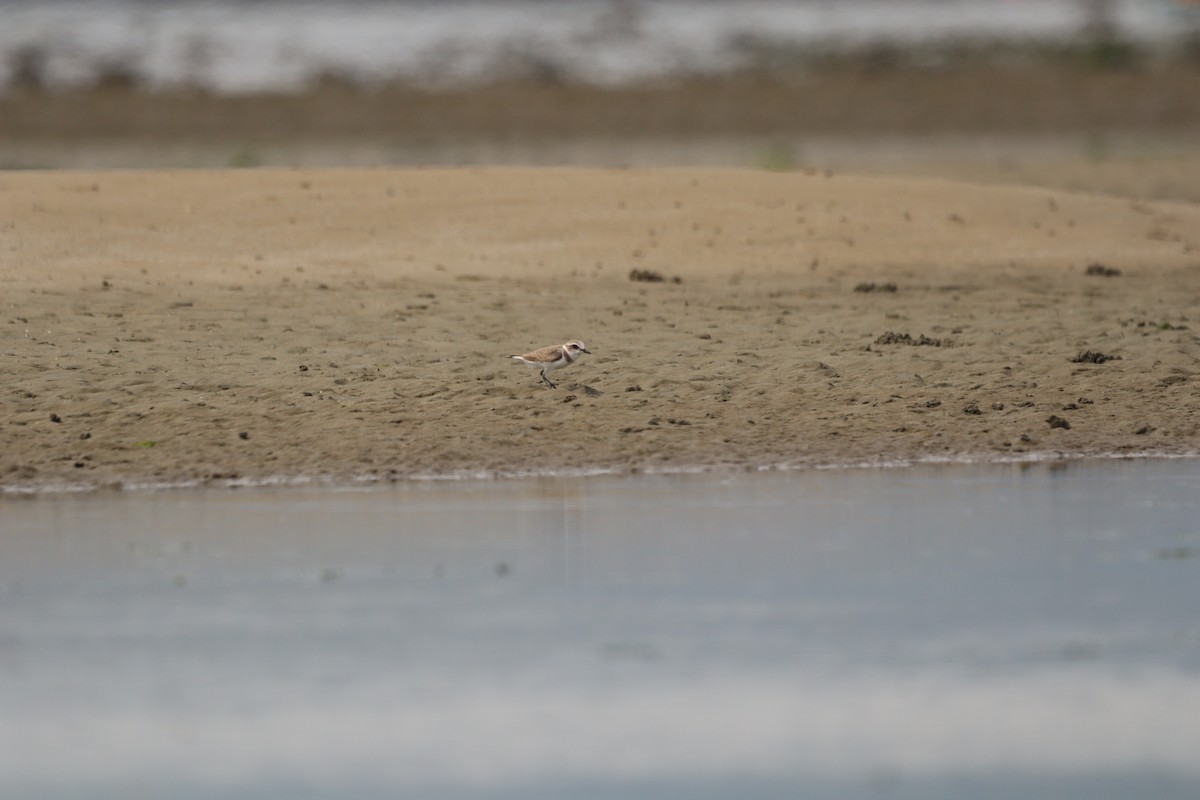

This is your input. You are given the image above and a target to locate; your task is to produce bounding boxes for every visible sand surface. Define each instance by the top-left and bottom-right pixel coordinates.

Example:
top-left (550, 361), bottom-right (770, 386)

top-left (3, 167), bottom-right (1199, 490)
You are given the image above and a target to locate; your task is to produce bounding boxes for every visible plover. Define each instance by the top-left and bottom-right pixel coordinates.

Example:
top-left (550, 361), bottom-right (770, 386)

top-left (509, 340), bottom-right (591, 388)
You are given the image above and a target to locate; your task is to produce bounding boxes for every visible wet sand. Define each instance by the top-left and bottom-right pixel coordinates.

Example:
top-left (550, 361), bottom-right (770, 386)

top-left (7, 65), bottom-right (1200, 141)
top-left (2, 167), bottom-right (1200, 491)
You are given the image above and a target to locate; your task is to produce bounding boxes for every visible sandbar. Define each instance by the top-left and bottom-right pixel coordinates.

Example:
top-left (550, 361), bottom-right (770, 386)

top-left (2, 167), bottom-right (1198, 490)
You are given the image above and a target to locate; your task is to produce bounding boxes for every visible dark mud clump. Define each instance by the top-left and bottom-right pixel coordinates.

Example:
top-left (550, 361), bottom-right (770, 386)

top-left (1085, 263), bottom-right (1122, 277)
top-left (875, 331), bottom-right (943, 347)
top-left (1047, 415), bottom-right (1072, 429)
top-left (629, 268), bottom-right (682, 284)
top-left (1071, 350), bottom-right (1122, 364)
top-left (854, 282), bottom-right (897, 293)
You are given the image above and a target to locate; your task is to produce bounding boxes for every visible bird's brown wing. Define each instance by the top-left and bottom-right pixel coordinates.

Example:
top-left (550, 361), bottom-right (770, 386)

top-left (517, 344), bottom-right (564, 363)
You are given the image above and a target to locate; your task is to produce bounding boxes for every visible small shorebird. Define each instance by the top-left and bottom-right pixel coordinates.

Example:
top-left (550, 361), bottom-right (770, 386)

top-left (509, 340), bottom-right (591, 388)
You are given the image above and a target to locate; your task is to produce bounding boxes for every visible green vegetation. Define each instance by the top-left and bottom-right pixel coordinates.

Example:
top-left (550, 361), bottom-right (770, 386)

top-left (228, 147), bottom-right (264, 169)
top-left (758, 141), bottom-right (797, 172)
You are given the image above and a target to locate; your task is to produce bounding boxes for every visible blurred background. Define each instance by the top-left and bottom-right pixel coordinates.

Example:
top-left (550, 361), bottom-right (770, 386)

top-left (2, 0), bottom-right (1200, 198)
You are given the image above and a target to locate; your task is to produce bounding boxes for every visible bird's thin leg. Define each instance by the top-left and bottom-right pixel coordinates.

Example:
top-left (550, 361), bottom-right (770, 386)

top-left (540, 370), bottom-right (556, 389)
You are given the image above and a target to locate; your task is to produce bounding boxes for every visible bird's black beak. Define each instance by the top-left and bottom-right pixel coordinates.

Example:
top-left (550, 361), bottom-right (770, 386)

top-left (581, 347), bottom-right (592, 354)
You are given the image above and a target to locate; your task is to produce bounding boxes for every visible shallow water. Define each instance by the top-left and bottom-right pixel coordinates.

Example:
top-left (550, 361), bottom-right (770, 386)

top-left (4, 0), bottom-right (1196, 92)
top-left (2, 459), bottom-right (1200, 799)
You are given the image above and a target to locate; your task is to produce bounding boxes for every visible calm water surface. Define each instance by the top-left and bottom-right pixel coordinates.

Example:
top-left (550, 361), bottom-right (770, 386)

top-left (4, 1), bottom-right (1196, 93)
top-left (2, 459), bottom-right (1200, 799)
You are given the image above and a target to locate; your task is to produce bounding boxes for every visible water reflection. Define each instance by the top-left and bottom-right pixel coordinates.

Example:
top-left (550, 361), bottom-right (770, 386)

top-left (2, 460), bottom-right (1199, 799)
